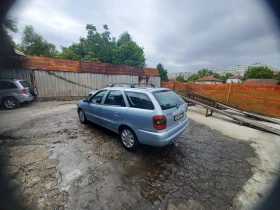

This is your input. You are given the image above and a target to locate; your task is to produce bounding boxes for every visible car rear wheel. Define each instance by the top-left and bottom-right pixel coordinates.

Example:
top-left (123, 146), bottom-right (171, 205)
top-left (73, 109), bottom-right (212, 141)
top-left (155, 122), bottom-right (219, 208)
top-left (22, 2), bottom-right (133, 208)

top-left (120, 127), bottom-right (139, 152)
top-left (3, 97), bottom-right (20, 109)
top-left (78, 109), bottom-right (88, 124)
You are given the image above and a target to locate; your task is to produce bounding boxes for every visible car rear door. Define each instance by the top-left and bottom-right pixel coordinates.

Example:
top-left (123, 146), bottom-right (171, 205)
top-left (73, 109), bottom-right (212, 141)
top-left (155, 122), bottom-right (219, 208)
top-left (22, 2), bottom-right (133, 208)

top-left (153, 90), bottom-right (187, 135)
top-left (84, 90), bottom-right (108, 123)
top-left (99, 90), bottom-right (128, 132)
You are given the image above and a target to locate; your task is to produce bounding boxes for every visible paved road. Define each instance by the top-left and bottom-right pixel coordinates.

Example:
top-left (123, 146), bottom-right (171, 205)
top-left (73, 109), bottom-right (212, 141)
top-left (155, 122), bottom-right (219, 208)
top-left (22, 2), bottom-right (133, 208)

top-left (0, 101), bottom-right (255, 210)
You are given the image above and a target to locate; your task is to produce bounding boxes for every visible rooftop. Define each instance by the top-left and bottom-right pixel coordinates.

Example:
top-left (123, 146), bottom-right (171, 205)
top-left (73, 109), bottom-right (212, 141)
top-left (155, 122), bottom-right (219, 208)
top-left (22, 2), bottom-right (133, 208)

top-left (228, 75), bottom-right (243, 79)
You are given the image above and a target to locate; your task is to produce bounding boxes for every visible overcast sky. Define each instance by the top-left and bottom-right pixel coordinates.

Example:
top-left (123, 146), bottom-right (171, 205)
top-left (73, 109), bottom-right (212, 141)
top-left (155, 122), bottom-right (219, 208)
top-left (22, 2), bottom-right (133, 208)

top-left (8, 0), bottom-right (280, 72)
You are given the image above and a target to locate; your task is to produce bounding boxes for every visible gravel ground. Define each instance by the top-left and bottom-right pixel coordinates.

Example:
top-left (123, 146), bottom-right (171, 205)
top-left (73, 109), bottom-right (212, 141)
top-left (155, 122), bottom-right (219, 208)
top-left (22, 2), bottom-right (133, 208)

top-left (0, 101), bottom-right (256, 210)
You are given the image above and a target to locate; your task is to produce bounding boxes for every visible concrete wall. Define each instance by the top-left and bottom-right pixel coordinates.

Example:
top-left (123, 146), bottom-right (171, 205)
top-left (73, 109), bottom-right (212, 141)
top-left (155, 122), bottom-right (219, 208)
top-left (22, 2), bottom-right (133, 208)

top-left (195, 81), bottom-right (223, 84)
top-left (226, 78), bottom-right (241, 83)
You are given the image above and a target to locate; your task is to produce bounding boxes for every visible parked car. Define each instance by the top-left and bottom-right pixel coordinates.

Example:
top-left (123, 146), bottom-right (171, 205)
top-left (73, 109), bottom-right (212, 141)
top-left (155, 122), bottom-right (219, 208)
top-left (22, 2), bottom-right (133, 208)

top-left (0, 79), bottom-right (38, 109)
top-left (77, 87), bottom-right (189, 151)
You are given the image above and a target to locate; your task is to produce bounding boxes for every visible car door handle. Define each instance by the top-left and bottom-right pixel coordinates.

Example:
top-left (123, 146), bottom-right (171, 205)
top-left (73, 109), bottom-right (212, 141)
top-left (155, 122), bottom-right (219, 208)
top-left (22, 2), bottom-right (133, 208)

top-left (94, 108), bottom-right (98, 111)
top-left (114, 112), bottom-right (119, 116)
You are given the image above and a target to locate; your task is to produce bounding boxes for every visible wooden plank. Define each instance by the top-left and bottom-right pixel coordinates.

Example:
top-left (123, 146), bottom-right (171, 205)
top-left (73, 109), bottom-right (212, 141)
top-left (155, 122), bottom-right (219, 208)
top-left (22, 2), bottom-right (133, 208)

top-left (179, 94), bottom-right (280, 136)
top-left (243, 111), bottom-right (280, 125)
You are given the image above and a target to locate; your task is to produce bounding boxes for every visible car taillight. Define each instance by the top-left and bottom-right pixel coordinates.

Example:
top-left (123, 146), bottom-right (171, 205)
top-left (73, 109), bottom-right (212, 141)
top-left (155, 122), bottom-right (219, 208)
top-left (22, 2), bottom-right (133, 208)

top-left (21, 89), bottom-right (27, 94)
top-left (153, 115), bottom-right (166, 130)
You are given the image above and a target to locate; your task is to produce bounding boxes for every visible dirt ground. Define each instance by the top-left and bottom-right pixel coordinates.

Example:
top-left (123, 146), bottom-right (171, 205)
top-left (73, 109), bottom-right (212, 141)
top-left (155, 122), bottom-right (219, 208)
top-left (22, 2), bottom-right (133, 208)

top-left (0, 101), bottom-right (278, 210)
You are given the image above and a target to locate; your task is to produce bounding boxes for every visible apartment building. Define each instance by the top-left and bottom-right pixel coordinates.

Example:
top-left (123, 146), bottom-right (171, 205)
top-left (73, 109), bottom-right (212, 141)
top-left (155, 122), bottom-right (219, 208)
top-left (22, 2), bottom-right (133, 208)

top-left (209, 63), bottom-right (279, 76)
top-left (168, 72), bottom-right (193, 80)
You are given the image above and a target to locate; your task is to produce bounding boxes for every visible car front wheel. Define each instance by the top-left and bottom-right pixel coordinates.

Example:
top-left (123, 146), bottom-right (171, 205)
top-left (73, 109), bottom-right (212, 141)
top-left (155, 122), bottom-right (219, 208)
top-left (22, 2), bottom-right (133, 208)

top-left (120, 127), bottom-right (139, 152)
top-left (78, 109), bottom-right (88, 124)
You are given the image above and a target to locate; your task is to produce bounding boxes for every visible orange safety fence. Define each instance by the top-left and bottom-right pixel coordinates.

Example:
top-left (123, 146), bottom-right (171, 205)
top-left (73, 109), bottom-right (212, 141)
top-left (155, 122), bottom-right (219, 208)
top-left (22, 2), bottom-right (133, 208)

top-left (161, 82), bottom-right (280, 118)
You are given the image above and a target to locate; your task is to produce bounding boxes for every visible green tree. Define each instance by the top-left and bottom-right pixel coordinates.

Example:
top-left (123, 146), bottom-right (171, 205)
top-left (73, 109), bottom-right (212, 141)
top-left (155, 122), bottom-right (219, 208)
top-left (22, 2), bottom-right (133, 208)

top-left (157, 63), bottom-right (169, 81)
top-left (59, 24), bottom-right (146, 67)
top-left (117, 31), bottom-right (132, 46)
top-left (225, 72), bottom-right (234, 80)
top-left (272, 71), bottom-right (280, 85)
top-left (188, 70), bottom-right (233, 82)
top-left (197, 69), bottom-right (213, 78)
top-left (114, 41), bottom-right (146, 66)
top-left (59, 44), bottom-right (83, 60)
top-left (187, 74), bottom-right (199, 82)
top-left (243, 66), bottom-right (274, 80)
top-left (176, 75), bottom-right (186, 82)
top-left (213, 72), bottom-right (221, 79)
top-left (18, 25), bottom-right (58, 57)
top-left (2, 16), bottom-right (18, 47)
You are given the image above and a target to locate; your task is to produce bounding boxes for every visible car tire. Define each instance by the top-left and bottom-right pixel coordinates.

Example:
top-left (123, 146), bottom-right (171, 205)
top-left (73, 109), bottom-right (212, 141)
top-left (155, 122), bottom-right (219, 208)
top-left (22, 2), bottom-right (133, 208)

top-left (78, 109), bottom-right (88, 124)
top-left (2, 97), bottom-right (20, 109)
top-left (119, 127), bottom-right (139, 152)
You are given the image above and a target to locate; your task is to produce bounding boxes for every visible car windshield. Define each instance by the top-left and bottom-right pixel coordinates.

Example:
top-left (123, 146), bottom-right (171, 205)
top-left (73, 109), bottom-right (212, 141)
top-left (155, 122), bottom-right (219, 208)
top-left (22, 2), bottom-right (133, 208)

top-left (153, 90), bottom-right (184, 110)
top-left (19, 81), bottom-right (32, 88)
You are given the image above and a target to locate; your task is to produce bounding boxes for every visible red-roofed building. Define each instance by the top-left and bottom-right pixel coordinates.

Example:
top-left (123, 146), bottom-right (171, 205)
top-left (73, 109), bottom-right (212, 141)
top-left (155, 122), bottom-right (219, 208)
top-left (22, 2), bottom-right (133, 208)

top-left (195, 76), bottom-right (223, 84)
top-left (226, 75), bottom-right (243, 83)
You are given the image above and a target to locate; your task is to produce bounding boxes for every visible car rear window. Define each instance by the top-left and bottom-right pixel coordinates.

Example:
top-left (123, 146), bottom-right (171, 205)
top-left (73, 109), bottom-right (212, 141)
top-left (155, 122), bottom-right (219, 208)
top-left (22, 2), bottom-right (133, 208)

top-left (19, 81), bottom-right (32, 88)
top-left (153, 90), bottom-right (184, 110)
top-left (124, 91), bottom-right (154, 110)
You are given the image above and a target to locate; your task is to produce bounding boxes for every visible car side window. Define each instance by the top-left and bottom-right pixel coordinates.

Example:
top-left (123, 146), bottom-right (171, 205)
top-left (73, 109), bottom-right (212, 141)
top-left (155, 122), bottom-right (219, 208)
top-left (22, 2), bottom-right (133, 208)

top-left (89, 90), bottom-right (107, 104)
top-left (2, 82), bottom-right (17, 89)
top-left (124, 91), bottom-right (154, 110)
top-left (104, 90), bottom-right (126, 107)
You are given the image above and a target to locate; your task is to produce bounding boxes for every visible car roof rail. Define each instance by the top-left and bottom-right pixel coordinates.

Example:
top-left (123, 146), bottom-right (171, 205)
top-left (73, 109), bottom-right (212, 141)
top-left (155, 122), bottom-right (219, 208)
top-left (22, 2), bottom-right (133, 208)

top-left (108, 83), bottom-right (155, 88)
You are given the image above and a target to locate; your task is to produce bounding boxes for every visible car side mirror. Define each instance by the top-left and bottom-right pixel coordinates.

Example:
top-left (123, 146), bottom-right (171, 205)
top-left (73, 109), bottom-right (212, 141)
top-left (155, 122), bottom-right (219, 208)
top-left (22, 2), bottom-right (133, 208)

top-left (83, 98), bottom-right (89, 103)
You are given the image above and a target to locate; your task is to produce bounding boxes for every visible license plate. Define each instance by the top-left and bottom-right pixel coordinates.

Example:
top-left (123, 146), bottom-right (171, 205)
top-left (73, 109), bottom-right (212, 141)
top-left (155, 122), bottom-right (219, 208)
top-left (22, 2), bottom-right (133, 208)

top-left (174, 112), bottom-right (184, 121)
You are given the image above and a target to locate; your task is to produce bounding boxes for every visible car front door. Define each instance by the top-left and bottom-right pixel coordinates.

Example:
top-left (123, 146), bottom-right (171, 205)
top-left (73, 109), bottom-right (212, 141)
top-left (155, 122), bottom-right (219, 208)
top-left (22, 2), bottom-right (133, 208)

top-left (99, 90), bottom-right (128, 132)
top-left (84, 90), bottom-right (108, 123)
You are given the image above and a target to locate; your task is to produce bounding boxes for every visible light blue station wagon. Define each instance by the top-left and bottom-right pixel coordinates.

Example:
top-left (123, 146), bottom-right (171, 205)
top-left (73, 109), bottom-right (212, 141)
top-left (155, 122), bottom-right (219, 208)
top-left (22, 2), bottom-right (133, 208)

top-left (77, 87), bottom-right (189, 152)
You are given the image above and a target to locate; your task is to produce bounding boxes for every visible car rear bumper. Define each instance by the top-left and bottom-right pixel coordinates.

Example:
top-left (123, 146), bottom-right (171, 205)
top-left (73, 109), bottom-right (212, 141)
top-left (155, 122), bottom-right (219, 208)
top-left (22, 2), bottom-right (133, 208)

top-left (17, 94), bottom-right (34, 103)
top-left (135, 116), bottom-right (189, 147)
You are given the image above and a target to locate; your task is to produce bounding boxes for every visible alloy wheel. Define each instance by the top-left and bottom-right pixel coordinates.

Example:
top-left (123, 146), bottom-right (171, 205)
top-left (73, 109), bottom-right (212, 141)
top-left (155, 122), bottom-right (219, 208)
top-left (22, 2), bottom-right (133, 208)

top-left (79, 110), bottom-right (85, 122)
top-left (5, 100), bottom-right (16, 109)
top-left (121, 129), bottom-right (134, 148)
